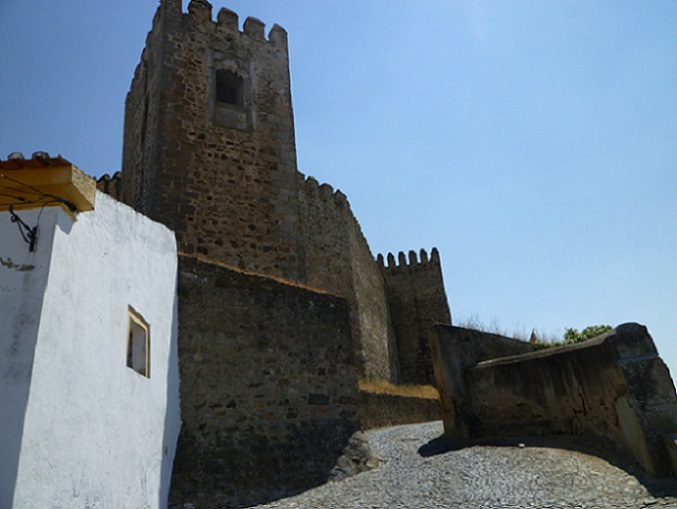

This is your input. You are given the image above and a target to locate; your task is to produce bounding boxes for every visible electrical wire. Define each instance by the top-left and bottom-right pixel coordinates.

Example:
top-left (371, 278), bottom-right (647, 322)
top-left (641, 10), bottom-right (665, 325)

top-left (0, 172), bottom-right (81, 253)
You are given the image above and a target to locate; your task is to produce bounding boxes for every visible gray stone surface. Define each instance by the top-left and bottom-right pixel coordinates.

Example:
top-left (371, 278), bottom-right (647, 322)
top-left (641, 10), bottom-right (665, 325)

top-left (253, 421), bottom-right (677, 509)
top-left (432, 323), bottom-right (677, 478)
top-left (329, 431), bottom-right (380, 481)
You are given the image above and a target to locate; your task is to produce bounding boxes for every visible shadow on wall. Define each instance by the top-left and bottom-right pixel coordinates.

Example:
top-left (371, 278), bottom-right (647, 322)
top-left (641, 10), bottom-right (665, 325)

top-left (158, 291), bottom-right (181, 508)
top-left (0, 209), bottom-right (57, 507)
top-left (0, 336), bottom-right (36, 509)
top-left (430, 323), bottom-right (677, 480)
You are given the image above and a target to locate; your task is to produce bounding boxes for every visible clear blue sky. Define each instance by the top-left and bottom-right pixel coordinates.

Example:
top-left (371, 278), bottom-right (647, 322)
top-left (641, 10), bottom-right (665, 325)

top-left (1, 1), bottom-right (676, 375)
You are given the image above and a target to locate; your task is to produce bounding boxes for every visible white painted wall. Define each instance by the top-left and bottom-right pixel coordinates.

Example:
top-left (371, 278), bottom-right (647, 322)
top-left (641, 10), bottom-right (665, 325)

top-left (0, 206), bottom-right (61, 509)
top-left (1, 192), bottom-right (180, 509)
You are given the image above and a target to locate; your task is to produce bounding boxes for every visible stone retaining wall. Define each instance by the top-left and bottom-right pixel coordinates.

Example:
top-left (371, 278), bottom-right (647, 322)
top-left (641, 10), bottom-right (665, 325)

top-left (359, 391), bottom-right (441, 430)
top-left (432, 323), bottom-right (677, 477)
top-left (170, 255), bottom-right (360, 508)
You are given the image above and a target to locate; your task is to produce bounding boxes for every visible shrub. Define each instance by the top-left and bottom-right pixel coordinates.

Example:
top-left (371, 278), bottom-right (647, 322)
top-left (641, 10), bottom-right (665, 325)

top-left (563, 325), bottom-right (612, 345)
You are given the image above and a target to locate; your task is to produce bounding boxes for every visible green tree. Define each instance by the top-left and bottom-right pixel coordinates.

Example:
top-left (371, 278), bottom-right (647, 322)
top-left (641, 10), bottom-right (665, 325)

top-left (563, 325), bottom-right (612, 345)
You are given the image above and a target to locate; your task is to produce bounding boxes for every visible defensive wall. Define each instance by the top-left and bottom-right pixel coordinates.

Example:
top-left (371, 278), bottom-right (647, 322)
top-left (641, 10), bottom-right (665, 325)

top-left (171, 255), bottom-right (359, 508)
top-left (359, 391), bottom-right (441, 430)
top-left (379, 248), bottom-right (451, 385)
top-left (432, 323), bottom-right (677, 478)
top-left (428, 326), bottom-right (538, 437)
top-left (298, 174), bottom-right (399, 381)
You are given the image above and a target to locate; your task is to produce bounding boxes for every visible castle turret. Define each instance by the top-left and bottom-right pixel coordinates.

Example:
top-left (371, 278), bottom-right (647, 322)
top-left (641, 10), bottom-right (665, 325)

top-left (380, 247), bottom-right (451, 385)
top-left (121, 0), bottom-right (300, 278)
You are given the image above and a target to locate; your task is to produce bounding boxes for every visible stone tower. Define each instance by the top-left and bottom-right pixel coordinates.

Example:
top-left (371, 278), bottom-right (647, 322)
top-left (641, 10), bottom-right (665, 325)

top-left (120, 0), bottom-right (402, 381)
top-left (115, 0), bottom-right (452, 384)
top-left (122, 0), bottom-right (301, 278)
top-left (380, 248), bottom-right (451, 385)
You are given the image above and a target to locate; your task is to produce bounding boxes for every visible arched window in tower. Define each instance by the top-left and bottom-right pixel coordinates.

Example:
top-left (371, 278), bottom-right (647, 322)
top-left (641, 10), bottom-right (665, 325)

top-left (216, 69), bottom-right (244, 108)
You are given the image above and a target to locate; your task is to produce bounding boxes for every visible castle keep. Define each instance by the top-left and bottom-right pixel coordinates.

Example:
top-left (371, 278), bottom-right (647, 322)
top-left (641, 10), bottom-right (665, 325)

top-left (106, 0), bottom-right (450, 385)
top-left (98, 0), bottom-right (451, 505)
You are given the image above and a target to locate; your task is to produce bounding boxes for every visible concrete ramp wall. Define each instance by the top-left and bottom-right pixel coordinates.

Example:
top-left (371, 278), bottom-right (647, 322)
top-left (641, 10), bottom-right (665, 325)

top-left (432, 323), bottom-right (677, 477)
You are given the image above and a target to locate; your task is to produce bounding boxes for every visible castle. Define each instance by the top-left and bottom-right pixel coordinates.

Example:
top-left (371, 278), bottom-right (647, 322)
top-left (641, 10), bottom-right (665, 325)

top-left (99, 0), bottom-right (450, 386)
top-left (96, 0), bottom-right (451, 506)
top-left (3, 2), bottom-right (677, 508)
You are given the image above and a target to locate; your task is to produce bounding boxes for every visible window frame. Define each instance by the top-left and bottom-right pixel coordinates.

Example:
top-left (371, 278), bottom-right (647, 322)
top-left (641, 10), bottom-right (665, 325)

top-left (215, 69), bottom-right (245, 109)
top-left (127, 306), bottom-right (150, 378)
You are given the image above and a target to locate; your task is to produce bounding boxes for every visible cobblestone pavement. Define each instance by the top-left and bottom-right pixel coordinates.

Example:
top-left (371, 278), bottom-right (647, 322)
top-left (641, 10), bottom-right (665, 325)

top-left (253, 421), bottom-right (677, 509)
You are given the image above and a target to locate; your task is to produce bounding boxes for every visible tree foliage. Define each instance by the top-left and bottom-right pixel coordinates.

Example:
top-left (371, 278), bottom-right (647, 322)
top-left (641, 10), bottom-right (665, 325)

top-left (563, 325), bottom-right (612, 345)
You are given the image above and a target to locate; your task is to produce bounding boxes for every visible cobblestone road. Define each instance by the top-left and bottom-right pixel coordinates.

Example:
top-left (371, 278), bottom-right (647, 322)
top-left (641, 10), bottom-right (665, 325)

top-left (253, 421), bottom-right (677, 509)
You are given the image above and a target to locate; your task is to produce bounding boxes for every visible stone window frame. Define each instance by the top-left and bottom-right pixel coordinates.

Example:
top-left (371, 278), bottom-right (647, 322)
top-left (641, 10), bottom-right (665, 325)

top-left (127, 306), bottom-right (150, 378)
top-left (208, 54), bottom-right (253, 131)
top-left (215, 69), bottom-right (245, 109)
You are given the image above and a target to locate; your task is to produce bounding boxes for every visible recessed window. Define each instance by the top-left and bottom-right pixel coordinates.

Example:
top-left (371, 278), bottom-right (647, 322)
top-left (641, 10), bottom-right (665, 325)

top-left (127, 306), bottom-right (150, 378)
top-left (216, 69), bottom-right (244, 107)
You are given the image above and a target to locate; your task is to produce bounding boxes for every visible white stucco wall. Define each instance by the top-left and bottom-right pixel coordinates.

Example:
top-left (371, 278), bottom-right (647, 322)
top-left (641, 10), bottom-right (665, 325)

top-left (1, 192), bottom-right (180, 509)
top-left (0, 206), bottom-right (61, 509)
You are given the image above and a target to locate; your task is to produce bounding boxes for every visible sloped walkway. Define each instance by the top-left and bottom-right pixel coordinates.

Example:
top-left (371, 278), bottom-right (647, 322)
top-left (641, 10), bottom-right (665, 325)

top-left (253, 421), bottom-right (677, 509)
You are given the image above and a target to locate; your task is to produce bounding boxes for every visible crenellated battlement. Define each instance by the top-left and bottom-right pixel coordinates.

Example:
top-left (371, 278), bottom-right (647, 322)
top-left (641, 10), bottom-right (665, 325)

top-left (301, 173), bottom-right (348, 208)
top-left (96, 171), bottom-right (123, 201)
top-left (159, 0), bottom-right (288, 48)
top-left (377, 247), bottom-right (441, 272)
top-left (96, 171), bottom-right (122, 185)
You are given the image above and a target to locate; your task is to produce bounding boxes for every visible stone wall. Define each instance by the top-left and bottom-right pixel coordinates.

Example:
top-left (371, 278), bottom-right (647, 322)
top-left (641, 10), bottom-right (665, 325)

top-left (432, 323), bottom-right (677, 477)
top-left (347, 214), bottom-right (400, 381)
top-left (96, 171), bottom-right (122, 201)
top-left (121, 5), bottom-right (165, 220)
top-left (122, 0), bottom-right (301, 279)
top-left (429, 325), bottom-right (538, 437)
top-left (118, 0), bottom-right (401, 382)
top-left (381, 248), bottom-right (451, 385)
top-left (359, 391), bottom-right (441, 430)
top-left (298, 174), bottom-right (398, 381)
top-left (170, 255), bottom-right (360, 508)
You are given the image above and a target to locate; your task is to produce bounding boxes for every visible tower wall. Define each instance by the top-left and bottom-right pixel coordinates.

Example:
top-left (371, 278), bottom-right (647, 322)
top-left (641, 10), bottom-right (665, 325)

top-left (380, 248), bottom-right (451, 385)
top-left (122, 0), bottom-right (301, 279)
top-left (121, 6), bottom-right (167, 220)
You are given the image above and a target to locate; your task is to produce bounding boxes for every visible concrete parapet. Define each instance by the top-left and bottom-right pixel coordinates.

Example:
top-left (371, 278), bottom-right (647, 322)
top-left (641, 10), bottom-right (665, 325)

top-left (431, 322), bottom-right (677, 478)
